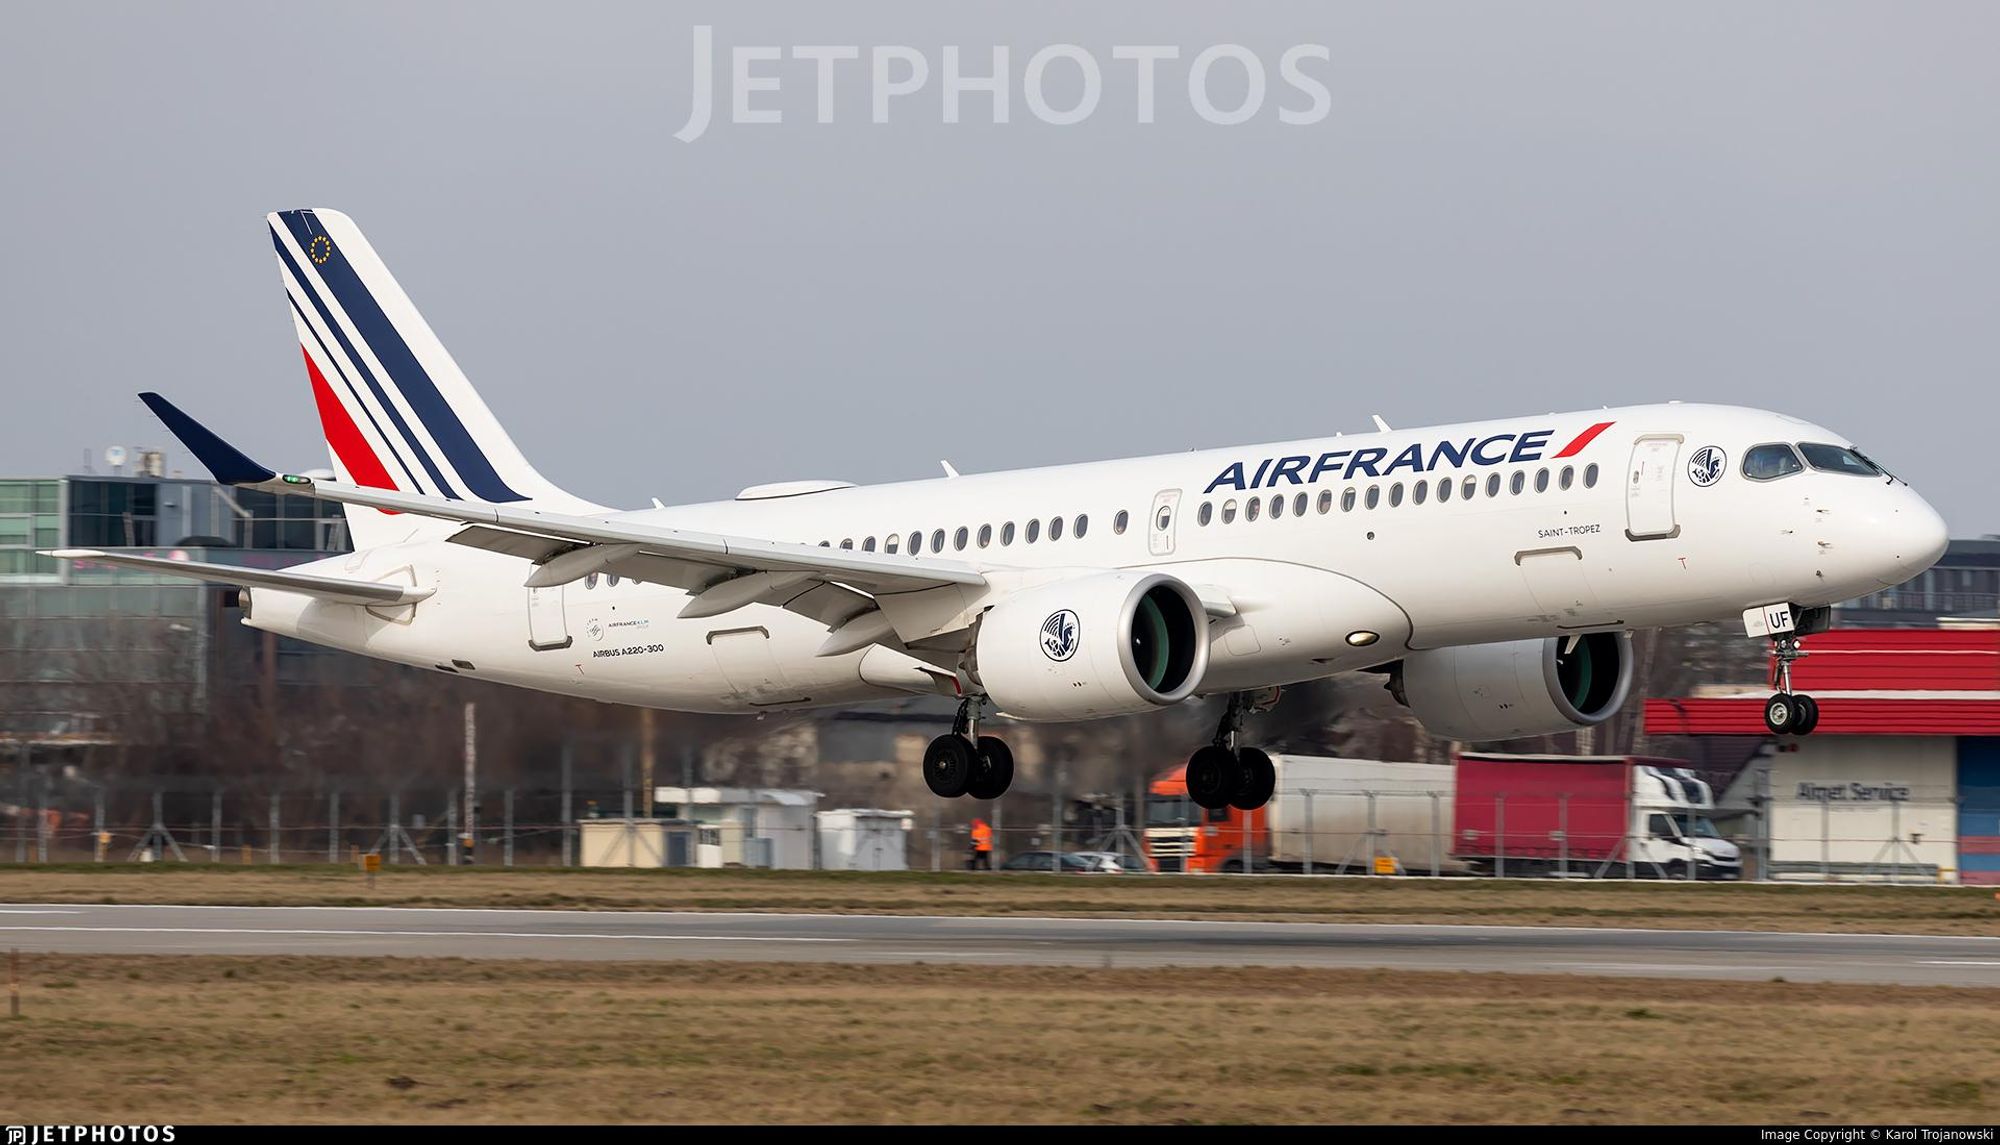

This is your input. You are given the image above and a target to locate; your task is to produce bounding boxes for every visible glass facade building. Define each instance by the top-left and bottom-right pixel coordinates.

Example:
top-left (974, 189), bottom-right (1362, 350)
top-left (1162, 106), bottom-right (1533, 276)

top-left (0, 471), bottom-right (355, 743)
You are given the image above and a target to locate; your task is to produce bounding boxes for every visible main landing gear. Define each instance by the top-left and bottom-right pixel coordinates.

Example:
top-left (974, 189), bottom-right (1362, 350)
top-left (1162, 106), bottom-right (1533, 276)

top-left (1185, 690), bottom-right (1280, 813)
top-left (1763, 633), bottom-right (1821, 736)
top-left (923, 696), bottom-right (1014, 800)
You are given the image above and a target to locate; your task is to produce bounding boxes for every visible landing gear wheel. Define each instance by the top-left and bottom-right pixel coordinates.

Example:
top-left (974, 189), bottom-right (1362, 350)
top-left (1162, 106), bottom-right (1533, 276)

top-left (967, 736), bottom-right (1015, 800)
top-left (1792, 694), bottom-right (1820, 736)
top-left (923, 734), bottom-right (975, 798)
top-left (1763, 693), bottom-right (1798, 736)
top-left (1230, 747), bottom-right (1276, 811)
top-left (1186, 744), bottom-right (1241, 810)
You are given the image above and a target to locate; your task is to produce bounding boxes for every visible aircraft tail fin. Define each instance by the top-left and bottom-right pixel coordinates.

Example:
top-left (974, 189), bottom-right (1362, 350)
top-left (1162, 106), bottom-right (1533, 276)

top-left (266, 208), bottom-right (598, 548)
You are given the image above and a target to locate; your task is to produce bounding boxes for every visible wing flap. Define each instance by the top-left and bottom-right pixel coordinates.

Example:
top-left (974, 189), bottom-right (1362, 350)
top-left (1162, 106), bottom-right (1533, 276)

top-left (44, 550), bottom-right (435, 606)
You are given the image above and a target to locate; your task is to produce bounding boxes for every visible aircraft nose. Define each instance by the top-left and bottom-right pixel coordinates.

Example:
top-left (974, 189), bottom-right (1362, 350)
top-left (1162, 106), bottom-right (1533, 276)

top-left (1878, 490), bottom-right (1949, 584)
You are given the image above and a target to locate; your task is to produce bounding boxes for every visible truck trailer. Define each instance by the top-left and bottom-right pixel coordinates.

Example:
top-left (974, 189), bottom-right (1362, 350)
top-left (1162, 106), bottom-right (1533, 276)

top-left (1144, 753), bottom-right (1740, 878)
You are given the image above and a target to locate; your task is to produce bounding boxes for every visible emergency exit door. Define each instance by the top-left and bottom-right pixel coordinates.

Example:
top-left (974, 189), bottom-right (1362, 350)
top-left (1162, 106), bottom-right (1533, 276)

top-left (527, 586), bottom-right (571, 650)
top-left (1625, 436), bottom-right (1682, 540)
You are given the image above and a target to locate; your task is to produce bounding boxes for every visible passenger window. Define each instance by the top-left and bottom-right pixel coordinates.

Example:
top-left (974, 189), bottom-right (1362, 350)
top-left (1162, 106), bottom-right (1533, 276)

top-left (954, 527), bottom-right (969, 551)
top-left (1388, 483), bottom-right (1404, 508)
top-left (1050, 516), bottom-right (1065, 540)
top-left (1462, 476), bottom-right (1477, 501)
top-left (584, 573), bottom-right (599, 590)
top-left (1075, 514), bottom-right (1089, 538)
top-left (1584, 463), bottom-right (1599, 489)
top-left (1486, 473), bottom-right (1501, 498)
top-left (1535, 468), bottom-right (1550, 493)
top-left (840, 538), bottom-right (853, 550)
top-left (1341, 488), bottom-right (1357, 512)
top-left (932, 529), bottom-right (946, 552)
top-left (863, 537), bottom-right (876, 552)
top-left (1437, 477), bottom-right (1452, 503)
top-left (1026, 519), bottom-right (1041, 543)
top-left (1510, 471), bottom-right (1525, 495)
top-left (1246, 497), bottom-right (1262, 522)
top-left (1270, 494), bottom-right (1285, 519)
top-left (977, 524), bottom-right (992, 548)
top-left (885, 535), bottom-right (899, 554)
top-left (1293, 492), bottom-right (1308, 517)
top-left (1743, 443), bottom-right (1805, 481)
top-left (607, 574), bottom-right (621, 587)
top-left (1365, 486), bottom-right (1380, 509)
top-left (1222, 500), bottom-right (1237, 524)
top-left (818, 541), bottom-right (830, 547)
top-left (1113, 510), bottom-right (1129, 535)
top-left (1198, 502), bottom-right (1213, 526)
top-left (1001, 522), bottom-right (1015, 545)
top-left (1411, 481), bottom-right (1427, 506)
top-left (908, 532), bottom-right (923, 554)
top-left (1559, 466), bottom-right (1574, 491)
top-left (1317, 490), bottom-right (1333, 514)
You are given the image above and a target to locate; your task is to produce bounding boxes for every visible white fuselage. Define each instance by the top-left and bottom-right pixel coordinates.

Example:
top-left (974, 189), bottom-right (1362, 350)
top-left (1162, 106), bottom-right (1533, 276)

top-left (244, 402), bottom-right (1947, 715)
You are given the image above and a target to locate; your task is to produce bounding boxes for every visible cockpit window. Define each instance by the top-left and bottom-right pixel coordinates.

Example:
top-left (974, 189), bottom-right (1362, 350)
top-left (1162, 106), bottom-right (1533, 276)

top-left (1798, 442), bottom-right (1882, 477)
top-left (1742, 443), bottom-right (1804, 481)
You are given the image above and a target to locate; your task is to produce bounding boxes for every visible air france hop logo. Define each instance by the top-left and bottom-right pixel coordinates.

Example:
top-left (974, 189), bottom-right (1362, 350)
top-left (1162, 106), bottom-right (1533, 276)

top-left (1688, 446), bottom-right (1726, 488)
top-left (1041, 610), bottom-right (1080, 662)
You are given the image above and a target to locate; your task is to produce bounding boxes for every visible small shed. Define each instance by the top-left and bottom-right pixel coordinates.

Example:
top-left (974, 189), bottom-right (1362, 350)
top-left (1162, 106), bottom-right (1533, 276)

top-left (816, 808), bottom-right (914, 871)
top-left (654, 785), bottom-right (820, 869)
top-left (578, 818), bottom-right (697, 868)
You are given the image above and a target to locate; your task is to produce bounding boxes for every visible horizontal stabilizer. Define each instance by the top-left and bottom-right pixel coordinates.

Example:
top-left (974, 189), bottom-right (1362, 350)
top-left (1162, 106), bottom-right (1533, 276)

top-left (139, 393), bottom-right (277, 486)
top-left (43, 550), bottom-right (433, 606)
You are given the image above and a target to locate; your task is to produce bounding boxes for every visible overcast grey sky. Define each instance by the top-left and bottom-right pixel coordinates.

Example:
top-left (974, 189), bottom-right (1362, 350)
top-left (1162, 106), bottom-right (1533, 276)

top-left (3, 2), bottom-right (1996, 532)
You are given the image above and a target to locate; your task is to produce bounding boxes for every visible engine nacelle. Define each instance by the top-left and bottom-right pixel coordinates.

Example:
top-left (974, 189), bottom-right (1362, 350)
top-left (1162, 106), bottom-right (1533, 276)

top-left (1393, 632), bottom-right (1633, 741)
top-left (971, 571), bottom-right (1209, 721)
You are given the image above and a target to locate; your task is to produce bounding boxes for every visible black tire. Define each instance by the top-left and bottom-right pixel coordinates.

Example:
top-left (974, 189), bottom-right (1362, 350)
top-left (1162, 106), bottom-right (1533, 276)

top-left (967, 736), bottom-right (1015, 800)
top-left (1231, 747), bottom-right (1277, 811)
top-left (1185, 744), bottom-right (1241, 810)
top-left (1793, 694), bottom-right (1820, 736)
top-left (1763, 693), bottom-right (1797, 736)
top-left (922, 734), bottom-right (975, 799)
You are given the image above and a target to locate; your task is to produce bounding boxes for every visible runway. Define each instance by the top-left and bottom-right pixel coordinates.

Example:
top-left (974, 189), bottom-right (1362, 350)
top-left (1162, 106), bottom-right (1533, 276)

top-left (2, 903), bottom-right (1997, 985)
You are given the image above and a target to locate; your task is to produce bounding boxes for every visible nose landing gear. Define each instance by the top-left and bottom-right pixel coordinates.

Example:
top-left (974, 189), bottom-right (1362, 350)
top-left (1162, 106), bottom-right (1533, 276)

top-left (1762, 633), bottom-right (1821, 736)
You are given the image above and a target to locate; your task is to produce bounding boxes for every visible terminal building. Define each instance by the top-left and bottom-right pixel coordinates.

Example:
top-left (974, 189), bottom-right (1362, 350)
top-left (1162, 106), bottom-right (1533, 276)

top-left (0, 462), bottom-right (353, 757)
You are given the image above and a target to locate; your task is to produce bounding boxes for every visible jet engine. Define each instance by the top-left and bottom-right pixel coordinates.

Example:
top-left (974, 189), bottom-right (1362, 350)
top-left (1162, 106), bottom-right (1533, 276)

top-left (1391, 632), bottom-right (1633, 741)
top-left (969, 571), bottom-right (1209, 721)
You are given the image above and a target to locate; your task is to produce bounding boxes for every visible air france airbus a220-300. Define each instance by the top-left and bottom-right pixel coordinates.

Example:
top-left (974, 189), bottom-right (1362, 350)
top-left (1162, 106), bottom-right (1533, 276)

top-left (51, 209), bottom-right (1950, 811)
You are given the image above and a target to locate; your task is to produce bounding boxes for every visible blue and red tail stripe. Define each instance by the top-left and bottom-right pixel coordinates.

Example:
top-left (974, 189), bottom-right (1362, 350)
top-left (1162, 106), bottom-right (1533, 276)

top-left (272, 209), bottom-right (526, 503)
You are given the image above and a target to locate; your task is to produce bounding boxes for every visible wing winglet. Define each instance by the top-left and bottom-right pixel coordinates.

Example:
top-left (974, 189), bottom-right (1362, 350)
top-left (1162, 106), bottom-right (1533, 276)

top-left (138, 393), bottom-right (278, 486)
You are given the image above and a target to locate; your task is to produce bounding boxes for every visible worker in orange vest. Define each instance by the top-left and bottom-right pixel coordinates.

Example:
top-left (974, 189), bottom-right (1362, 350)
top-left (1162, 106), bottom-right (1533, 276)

top-left (968, 818), bottom-right (993, 870)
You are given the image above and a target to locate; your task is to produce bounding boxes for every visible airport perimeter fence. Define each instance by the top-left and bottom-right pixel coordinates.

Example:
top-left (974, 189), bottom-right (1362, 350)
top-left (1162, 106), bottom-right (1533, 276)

top-left (0, 782), bottom-right (1983, 885)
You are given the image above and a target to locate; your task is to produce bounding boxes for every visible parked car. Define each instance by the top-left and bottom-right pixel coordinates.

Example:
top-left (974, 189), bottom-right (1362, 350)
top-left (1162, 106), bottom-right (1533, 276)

top-left (1067, 850), bottom-right (1131, 873)
top-left (998, 850), bottom-right (1117, 873)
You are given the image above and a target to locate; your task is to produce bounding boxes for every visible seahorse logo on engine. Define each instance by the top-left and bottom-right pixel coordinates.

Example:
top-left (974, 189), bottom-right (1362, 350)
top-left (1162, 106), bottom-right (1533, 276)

top-left (1041, 610), bottom-right (1080, 662)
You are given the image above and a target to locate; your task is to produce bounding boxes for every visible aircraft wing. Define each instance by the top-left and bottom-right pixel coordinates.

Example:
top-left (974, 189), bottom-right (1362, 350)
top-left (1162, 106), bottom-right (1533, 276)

top-left (138, 390), bottom-right (987, 602)
top-left (43, 550), bottom-right (435, 606)
top-left (291, 478), bottom-right (988, 596)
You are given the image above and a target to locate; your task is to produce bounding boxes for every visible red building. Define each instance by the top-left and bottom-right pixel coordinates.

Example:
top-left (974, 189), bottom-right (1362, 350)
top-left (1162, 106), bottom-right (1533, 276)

top-left (1644, 628), bottom-right (2000, 884)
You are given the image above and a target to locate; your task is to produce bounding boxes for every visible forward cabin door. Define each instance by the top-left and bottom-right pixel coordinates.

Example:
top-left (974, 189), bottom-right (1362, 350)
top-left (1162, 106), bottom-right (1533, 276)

top-left (527, 586), bottom-right (571, 650)
top-left (1148, 489), bottom-right (1182, 557)
top-left (1624, 436), bottom-right (1682, 540)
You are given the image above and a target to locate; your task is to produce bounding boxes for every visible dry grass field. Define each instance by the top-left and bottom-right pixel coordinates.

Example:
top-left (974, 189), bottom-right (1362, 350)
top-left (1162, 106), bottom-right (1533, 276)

top-left (0, 954), bottom-right (1994, 1124)
top-left (0, 864), bottom-right (1996, 934)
